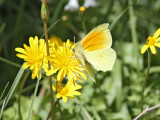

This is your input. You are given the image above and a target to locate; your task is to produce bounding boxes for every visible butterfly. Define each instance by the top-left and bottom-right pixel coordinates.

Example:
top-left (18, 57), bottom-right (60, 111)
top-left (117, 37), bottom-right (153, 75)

top-left (74, 23), bottom-right (116, 81)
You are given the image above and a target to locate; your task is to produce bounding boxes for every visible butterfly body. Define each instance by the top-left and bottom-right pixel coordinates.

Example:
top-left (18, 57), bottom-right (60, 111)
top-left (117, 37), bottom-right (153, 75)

top-left (75, 23), bottom-right (116, 81)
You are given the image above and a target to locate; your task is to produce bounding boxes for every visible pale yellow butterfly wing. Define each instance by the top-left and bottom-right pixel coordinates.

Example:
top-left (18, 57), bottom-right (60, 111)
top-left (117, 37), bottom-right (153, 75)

top-left (80, 23), bottom-right (112, 51)
top-left (83, 60), bottom-right (97, 81)
top-left (75, 42), bottom-right (96, 81)
top-left (83, 48), bottom-right (116, 72)
top-left (75, 23), bottom-right (116, 81)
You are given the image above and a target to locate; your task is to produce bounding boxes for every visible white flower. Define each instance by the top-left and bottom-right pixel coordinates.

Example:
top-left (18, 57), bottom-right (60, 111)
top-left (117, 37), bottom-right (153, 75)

top-left (64, 0), bottom-right (79, 11)
top-left (64, 0), bottom-right (99, 11)
top-left (84, 0), bottom-right (99, 8)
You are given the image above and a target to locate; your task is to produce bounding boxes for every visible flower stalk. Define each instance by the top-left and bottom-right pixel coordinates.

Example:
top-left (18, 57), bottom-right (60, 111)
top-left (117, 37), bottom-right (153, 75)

top-left (41, 0), bottom-right (54, 120)
top-left (141, 50), bottom-right (151, 111)
top-left (79, 6), bottom-right (87, 34)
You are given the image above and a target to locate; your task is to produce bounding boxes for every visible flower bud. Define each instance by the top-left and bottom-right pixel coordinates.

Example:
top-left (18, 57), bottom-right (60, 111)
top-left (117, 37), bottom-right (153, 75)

top-left (41, 1), bottom-right (50, 21)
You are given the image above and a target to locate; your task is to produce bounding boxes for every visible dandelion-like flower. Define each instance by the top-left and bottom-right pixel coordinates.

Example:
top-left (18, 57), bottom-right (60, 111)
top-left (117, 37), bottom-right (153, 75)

top-left (49, 35), bottom-right (63, 47)
top-left (15, 36), bottom-right (48, 79)
top-left (141, 28), bottom-right (160, 54)
top-left (80, 6), bottom-right (86, 12)
top-left (46, 39), bottom-right (86, 83)
top-left (52, 81), bottom-right (82, 103)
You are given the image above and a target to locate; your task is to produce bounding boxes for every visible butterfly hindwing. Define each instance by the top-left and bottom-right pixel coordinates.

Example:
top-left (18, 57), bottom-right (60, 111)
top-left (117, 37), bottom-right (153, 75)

top-left (83, 48), bottom-right (116, 72)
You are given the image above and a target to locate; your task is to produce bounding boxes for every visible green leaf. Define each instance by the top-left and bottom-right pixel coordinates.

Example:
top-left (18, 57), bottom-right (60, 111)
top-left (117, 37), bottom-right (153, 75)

top-left (107, 104), bottom-right (131, 120)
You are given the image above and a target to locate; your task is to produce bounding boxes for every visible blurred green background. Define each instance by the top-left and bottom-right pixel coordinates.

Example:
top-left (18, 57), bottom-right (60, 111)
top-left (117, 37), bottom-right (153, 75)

top-left (1, 0), bottom-right (160, 119)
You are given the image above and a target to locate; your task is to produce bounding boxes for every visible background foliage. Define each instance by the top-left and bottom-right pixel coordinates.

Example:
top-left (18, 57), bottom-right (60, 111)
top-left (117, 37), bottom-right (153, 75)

top-left (1, 0), bottom-right (160, 119)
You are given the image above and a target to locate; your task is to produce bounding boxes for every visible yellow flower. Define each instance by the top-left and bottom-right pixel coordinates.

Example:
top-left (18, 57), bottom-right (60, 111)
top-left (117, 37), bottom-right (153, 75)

top-left (52, 81), bottom-right (82, 103)
top-left (49, 35), bottom-right (63, 48)
top-left (80, 6), bottom-right (86, 12)
top-left (15, 36), bottom-right (48, 79)
top-left (141, 28), bottom-right (160, 54)
top-left (46, 39), bottom-right (86, 83)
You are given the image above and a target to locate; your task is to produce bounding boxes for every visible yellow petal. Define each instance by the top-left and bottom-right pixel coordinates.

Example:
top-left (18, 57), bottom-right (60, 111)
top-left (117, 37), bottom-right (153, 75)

top-left (67, 69), bottom-right (74, 81)
top-left (16, 54), bottom-right (27, 59)
top-left (141, 45), bottom-right (148, 54)
top-left (52, 85), bottom-right (56, 90)
top-left (62, 96), bottom-right (68, 103)
top-left (29, 37), bottom-right (34, 47)
top-left (77, 71), bottom-right (86, 80)
top-left (57, 68), bottom-right (64, 81)
top-left (150, 46), bottom-right (156, 54)
top-left (73, 85), bottom-right (82, 90)
top-left (15, 48), bottom-right (26, 54)
top-left (23, 62), bottom-right (30, 69)
top-left (156, 37), bottom-right (160, 42)
top-left (31, 73), bottom-right (36, 79)
top-left (155, 43), bottom-right (160, 48)
top-left (153, 28), bottom-right (160, 39)
top-left (70, 91), bottom-right (81, 96)
top-left (46, 67), bottom-right (59, 76)
top-left (56, 93), bottom-right (62, 99)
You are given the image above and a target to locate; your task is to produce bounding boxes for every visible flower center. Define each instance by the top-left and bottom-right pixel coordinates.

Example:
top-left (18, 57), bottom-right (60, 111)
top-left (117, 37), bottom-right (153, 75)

top-left (33, 53), bottom-right (43, 62)
top-left (61, 87), bottom-right (69, 95)
top-left (147, 36), bottom-right (155, 46)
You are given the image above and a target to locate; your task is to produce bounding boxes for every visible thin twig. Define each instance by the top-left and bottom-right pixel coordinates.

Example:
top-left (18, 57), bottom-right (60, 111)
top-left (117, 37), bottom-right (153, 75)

top-left (41, 1), bottom-right (55, 118)
top-left (43, 20), bottom-right (55, 120)
top-left (133, 104), bottom-right (160, 120)
top-left (58, 102), bottom-right (64, 120)
top-left (46, 99), bottom-right (59, 120)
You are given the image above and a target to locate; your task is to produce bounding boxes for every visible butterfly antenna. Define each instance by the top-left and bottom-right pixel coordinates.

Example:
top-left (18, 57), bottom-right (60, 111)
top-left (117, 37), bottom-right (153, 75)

top-left (74, 36), bottom-right (76, 44)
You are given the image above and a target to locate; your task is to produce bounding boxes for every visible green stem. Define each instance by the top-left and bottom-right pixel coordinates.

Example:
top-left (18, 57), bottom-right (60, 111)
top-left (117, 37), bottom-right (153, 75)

top-left (46, 99), bottom-right (59, 120)
top-left (50, 0), bottom-right (65, 23)
top-left (79, 11), bottom-right (87, 34)
top-left (18, 71), bottom-right (30, 120)
top-left (58, 102), bottom-right (64, 120)
top-left (11, 0), bottom-right (25, 60)
top-left (0, 23), bottom-right (6, 35)
top-left (109, 0), bottom-right (137, 31)
top-left (40, 19), bottom-right (60, 39)
top-left (95, 77), bottom-right (108, 111)
top-left (128, 0), bottom-right (139, 72)
top-left (0, 56), bottom-right (21, 68)
top-left (141, 50), bottom-right (151, 111)
top-left (21, 81), bottom-right (43, 94)
top-left (55, 81), bottom-right (64, 120)
top-left (43, 20), bottom-right (54, 120)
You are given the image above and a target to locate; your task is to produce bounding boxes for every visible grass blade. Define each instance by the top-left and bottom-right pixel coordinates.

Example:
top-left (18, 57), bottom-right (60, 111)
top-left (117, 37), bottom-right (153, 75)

top-left (0, 97), bottom-right (7, 118)
top-left (0, 82), bottom-right (9, 101)
top-left (40, 19), bottom-right (60, 39)
top-left (0, 57), bottom-right (21, 68)
top-left (109, 0), bottom-right (137, 31)
top-left (4, 64), bottom-right (25, 108)
top-left (81, 106), bottom-right (93, 120)
top-left (27, 60), bottom-right (43, 120)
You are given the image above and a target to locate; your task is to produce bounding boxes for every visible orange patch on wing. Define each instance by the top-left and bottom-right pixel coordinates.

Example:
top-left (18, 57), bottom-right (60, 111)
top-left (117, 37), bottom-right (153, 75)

top-left (81, 31), bottom-right (107, 51)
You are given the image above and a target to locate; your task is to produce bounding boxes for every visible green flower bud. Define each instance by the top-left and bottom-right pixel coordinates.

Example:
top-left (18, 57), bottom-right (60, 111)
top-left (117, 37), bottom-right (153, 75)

top-left (41, 1), bottom-right (50, 21)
